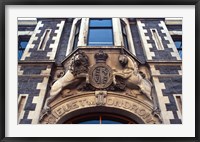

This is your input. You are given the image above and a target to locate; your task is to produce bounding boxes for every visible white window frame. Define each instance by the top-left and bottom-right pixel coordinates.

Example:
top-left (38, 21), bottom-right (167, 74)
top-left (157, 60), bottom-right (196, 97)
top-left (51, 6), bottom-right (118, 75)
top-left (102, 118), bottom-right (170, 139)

top-left (66, 18), bottom-right (82, 56)
top-left (120, 18), bottom-right (136, 55)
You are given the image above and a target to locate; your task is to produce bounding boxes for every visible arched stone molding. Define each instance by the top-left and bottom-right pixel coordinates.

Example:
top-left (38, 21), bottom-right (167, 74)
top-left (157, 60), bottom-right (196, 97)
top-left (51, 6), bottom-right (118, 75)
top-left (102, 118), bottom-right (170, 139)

top-left (40, 92), bottom-right (161, 124)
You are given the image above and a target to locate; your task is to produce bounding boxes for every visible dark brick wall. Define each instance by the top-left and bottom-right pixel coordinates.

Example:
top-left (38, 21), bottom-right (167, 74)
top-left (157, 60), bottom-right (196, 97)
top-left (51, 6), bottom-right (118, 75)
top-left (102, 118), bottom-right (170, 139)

top-left (158, 76), bottom-right (182, 124)
top-left (166, 25), bottom-right (182, 31)
top-left (18, 26), bottom-right (36, 31)
top-left (19, 65), bottom-right (47, 75)
top-left (55, 22), bottom-right (72, 64)
top-left (155, 65), bottom-right (181, 74)
top-left (18, 76), bottom-right (44, 124)
top-left (130, 24), bottom-right (146, 64)
top-left (26, 19), bottom-right (63, 61)
top-left (140, 19), bottom-right (178, 61)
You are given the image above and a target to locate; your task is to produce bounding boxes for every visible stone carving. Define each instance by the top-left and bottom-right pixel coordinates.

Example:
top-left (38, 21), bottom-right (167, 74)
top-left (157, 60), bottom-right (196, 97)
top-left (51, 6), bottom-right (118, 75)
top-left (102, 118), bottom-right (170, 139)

top-left (40, 51), bottom-right (89, 120)
top-left (41, 95), bottom-right (159, 124)
top-left (113, 54), bottom-right (153, 100)
top-left (112, 76), bottom-right (126, 90)
top-left (69, 51), bottom-right (89, 76)
top-left (94, 50), bottom-right (108, 63)
top-left (61, 89), bottom-right (73, 98)
top-left (56, 70), bottom-right (65, 78)
top-left (89, 50), bottom-right (113, 89)
top-left (89, 63), bottom-right (113, 89)
top-left (95, 91), bottom-right (107, 105)
top-left (77, 82), bottom-right (96, 91)
top-left (152, 107), bottom-right (163, 123)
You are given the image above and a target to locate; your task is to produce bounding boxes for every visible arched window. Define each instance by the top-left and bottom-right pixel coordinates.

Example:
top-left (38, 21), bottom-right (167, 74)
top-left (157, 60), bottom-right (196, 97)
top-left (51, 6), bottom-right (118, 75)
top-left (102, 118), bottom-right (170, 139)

top-left (64, 113), bottom-right (137, 124)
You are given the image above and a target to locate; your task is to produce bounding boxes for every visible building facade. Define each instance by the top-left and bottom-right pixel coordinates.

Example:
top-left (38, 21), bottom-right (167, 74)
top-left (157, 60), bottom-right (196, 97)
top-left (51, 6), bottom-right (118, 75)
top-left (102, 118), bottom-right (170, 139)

top-left (18, 18), bottom-right (182, 124)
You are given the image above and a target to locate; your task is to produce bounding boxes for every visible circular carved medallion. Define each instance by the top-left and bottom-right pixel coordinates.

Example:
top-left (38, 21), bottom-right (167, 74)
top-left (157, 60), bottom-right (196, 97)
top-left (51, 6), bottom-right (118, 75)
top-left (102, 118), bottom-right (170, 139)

top-left (89, 63), bottom-right (113, 89)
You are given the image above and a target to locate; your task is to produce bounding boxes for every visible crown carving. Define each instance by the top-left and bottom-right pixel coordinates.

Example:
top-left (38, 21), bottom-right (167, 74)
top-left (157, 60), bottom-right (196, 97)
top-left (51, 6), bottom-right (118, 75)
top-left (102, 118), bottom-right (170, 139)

top-left (94, 50), bottom-right (108, 62)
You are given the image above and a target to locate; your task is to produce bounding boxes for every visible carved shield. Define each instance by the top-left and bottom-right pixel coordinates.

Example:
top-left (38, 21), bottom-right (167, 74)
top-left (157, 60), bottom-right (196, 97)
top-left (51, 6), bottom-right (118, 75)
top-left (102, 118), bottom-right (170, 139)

top-left (89, 63), bottom-right (113, 89)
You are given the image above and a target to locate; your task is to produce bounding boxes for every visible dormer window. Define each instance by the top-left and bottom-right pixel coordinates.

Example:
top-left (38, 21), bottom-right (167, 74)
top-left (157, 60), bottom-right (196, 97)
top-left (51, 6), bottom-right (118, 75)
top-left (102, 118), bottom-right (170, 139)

top-left (88, 18), bottom-right (113, 46)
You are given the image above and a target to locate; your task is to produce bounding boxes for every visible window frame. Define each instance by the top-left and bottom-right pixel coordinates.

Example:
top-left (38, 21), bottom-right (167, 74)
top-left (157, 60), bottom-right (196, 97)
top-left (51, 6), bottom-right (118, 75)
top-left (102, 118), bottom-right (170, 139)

top-left (72, 19), bottom-right (81, 50)
top-left (120, 18), bottom-right (136, 55)
top-left (87, 18), bottom-right (114, 46)
top-left (120, 19), bottom-right (129, 50)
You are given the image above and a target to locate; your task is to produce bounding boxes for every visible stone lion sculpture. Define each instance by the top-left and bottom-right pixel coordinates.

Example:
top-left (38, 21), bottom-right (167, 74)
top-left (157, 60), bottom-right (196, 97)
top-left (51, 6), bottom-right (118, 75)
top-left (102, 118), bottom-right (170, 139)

top-left (40, 51), bottom-right (89, 119)
top-left (113, 54), bottom-right (152, 100)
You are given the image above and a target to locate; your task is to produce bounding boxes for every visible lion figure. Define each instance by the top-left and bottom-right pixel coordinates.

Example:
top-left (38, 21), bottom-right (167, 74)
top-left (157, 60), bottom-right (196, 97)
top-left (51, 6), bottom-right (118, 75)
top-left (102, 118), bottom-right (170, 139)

top-left (113, 54), bottom-right (152, 100)
top-left (41, 51), bottom-right (89, 117)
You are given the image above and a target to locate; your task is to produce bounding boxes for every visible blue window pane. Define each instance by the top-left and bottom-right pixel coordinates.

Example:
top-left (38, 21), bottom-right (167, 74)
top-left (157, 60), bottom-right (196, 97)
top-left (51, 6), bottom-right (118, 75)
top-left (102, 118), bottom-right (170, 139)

top-left (20, 41), bottom-right (28, 49)
top-left (174, 41), bottom-right (182, 49)
top-left (18, 50), bottom-right (24, 60)
top-left (179, 51), bottom-right (182, 58)
top-left (90, 19), bottom-right (112, 27)
top-left (102, 120), bottom-right (122, 124)
top-left (174, 40), bottom-right (182, 59)
top-left (79, 120), bottom-right (100, 124)
top-left (18, 41), bottom-right (28, 60)
top-left (88, 18), bottom-right (113, 46)
top-left (88, 29), bottom-right (113, 46)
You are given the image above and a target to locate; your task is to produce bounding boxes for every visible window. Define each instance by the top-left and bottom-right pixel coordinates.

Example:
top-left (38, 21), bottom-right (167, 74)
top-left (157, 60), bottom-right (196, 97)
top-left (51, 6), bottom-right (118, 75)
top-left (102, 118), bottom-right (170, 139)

top-left (175, 95), bottom-right (182, 114)
top-left (173, 94), bottom-right (182, 120)
top-left (172, 35), bottom-right (182, 58)
top-left (18, 96), bottom-right (26, 116)
top-left (73, 20), bottom-right (81, 50)
top-left (38, 29), bottom-right (51, 50)
top-left (151, 29), bottom-right (164, 50)
top-left (18, 94), bottom-right (28, 123)
top-left (64, 113), bottom-right (137, 124)
top-left (88, 18), bottom-right (113, 46)
top-left (121, 20), bottom-right (129, 50)
top-left (18, 35), bottom-right (30, 60)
